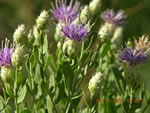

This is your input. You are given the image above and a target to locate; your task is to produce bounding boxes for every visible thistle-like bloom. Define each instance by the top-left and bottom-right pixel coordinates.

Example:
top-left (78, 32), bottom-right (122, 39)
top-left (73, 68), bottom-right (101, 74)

top-left (119, 48), bottom-right (148, 66)
top-left (61, 23), bottom-right (89, 41)
top-left (0, 39), bottom-right (13, 67)
top-left (134, 35), bottom-right (150, 53)
top-left (51, 0), bottom-right (80, 23)
top-left (101, 9), bottom-right (127, 27)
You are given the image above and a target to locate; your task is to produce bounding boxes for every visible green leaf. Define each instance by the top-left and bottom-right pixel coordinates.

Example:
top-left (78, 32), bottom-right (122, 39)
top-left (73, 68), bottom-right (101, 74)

top-left (17, 71), bottom-right (22, 83)
top-left (43, 34), bottom-right (48, 54)
top-left (105, 95), bottom-right (117, 113)
top-left (101, 41), bottom-right (111, 58)
top-left (5, 83), bottom-right (14, 98)
top-left (44, 55), bottom-right (51, 70)
top-left (20, 108), bottom-right (31, 113)
top-left (17, 84), bottom-right (27, 103)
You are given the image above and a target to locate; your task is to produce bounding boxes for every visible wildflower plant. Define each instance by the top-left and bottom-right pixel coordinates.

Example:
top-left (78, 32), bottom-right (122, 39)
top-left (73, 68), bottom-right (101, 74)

top-left (0, 0), bottom-right (150, 113)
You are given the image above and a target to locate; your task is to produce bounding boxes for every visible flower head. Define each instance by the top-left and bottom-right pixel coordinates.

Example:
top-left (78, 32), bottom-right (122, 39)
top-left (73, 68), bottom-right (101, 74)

top-left (101, 9), bottom-right (127, 27)
top-left (119, 48), bottom-right (148, 66)
top-left (61, 23), bottom-right (89, 41)
top-left (134, 35), bottom-right (150, 53)
top-left (0, 39), bottom-right (13, 67)
top-left (51, 0), bottom-right (80, 23)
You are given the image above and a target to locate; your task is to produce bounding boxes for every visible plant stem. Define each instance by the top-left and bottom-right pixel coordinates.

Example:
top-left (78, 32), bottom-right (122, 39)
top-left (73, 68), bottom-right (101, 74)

top-left (48, 94), bottom-right (58, 113)
top-left (14, 68), bottom-right (18, 113)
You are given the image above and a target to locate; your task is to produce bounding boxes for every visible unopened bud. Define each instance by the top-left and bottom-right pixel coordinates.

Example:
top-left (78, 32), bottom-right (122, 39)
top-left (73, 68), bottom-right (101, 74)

top-left (63, 40), bottom-right (80, 59)
top-left (89, 0), bottom-right (101, 16)
top-left (11, 46), bottom-right (25, 67)
top-left (73, 6), bottom-right (91, 24)
top-left (13, 24), bottom-right (26, 45)
top-left (88, 72), bottom-right (103, 96)
top-left (98, 23), bottom-right (115, 42)
top-left (1, 67), bottom-right (11, 82)
top-left (36, 10), bottom-right (49, 30)
top-left (55, 23), bottom-right (65, 42)
top-left (28, 30), bottom-right (34, 46)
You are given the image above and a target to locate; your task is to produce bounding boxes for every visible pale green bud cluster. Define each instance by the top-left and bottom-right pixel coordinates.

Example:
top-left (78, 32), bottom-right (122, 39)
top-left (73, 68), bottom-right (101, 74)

top-left (89, 0), bottom-right (101, 16)
top-left (63, 40), bottom-right (80, 58)
top-left (13, 24), bottom-right (27, 45)
top-left (36, 10), bottom-right (49, 30)
top-left (55, 23), bottom-right (65, 42)
top-left (73, 5), bottom-right (91, 24)
top-left (27, 29), bottom-right (34, 46)
top-left (98, 23), bottom-right (115, 42)
top-left (11, 46), bottom-right (25, 67)
top-left (1, 67), bottom-right (11, 82)
top-left (33, 26), bottom-right (40, 45)
top-left (88, 72), bottom-right (103, 96)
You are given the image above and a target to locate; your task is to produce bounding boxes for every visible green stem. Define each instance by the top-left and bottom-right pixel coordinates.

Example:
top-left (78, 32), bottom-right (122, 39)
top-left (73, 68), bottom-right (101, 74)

top-left (14, 68), bottom-right (18, 113)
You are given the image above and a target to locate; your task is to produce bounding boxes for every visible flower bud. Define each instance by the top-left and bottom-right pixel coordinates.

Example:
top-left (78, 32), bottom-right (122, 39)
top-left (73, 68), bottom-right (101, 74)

top-left (11, 46), bottom-right (25, 67)
top-left (73, 6), bottom-right (91, 24)
top-left (36, 10), bottom-right (49, 30)
top-left (63, 40), bottom-right (80, 58)
top-left (27, 30), bottom-right (34, 46)
top-left (88, 72), bottom-right (103, 96)
top-left (13, 24), bottom-right (26, 45)
top-left (33, 26), bottom-right (40, 45)
top-left (98, 23), bottom-right (115, 42)
top-left (1, 67), bottom-right (11, 82)
top-left (89, 0), bottom-right (101, 16)
top-left (55, 23), bottom-right (65, 42)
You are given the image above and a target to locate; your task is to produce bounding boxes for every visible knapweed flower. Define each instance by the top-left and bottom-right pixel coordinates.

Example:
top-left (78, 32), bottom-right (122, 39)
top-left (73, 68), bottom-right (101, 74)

top-left (88, 72), bottom-right (103, 96)
top-left (98, 9), bottom-right (126, 42)
top-left (101, 9), bottom-right (127, 27)
top-left (0, 39), bottom-right (13, 67)
top-left (51, 0), bottom-right (80, 23)
top-left (134, 35), bottom-right (150, 53)
top-left (61, 23), bottom-right (89, 58)
top-left (119, 48), bottom-right (148, 66)
top-left (0, 39), bottom-right (13, 82)
top-left (61, 23), bottom-right (89, 41)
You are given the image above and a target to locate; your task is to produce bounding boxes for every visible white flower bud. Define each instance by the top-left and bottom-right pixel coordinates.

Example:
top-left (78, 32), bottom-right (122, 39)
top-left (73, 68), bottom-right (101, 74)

top-left (55, 23), bottom-right (65, 42)
top-left (63, 40), bottom-right (81, 58)
top-left (11, 46), bottom-right (25, 67)
top-left (36, 10), bottom-right (49, 30)
top-left (1, 67), bottom-right (11, 82)
top-left (13, 24), bottom-right (26, 45)
top-left (28, 29), bottom-right (34, 45)
top-left (33, 26), bottom-right (40, 45)
top-left (98, 23), bottom-right (115, 42)
top-left (73, 6), bottom-right (91, 24)
top-left (89, 0), bottom-right (102, 16)
top-left (88, 72), bottom-right (103, 96)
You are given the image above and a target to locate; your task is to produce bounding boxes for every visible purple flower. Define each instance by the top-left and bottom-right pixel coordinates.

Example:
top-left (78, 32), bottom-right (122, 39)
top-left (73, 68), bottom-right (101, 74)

top-left (61, 23), bottom-right (89, 41)
top-left (119, 48), bottom-right (148, 66)
top-left (0, 39), bottom-right (13, 67)
top-left (101, 9), bottom-right (127, 27)
top-left (51, 0), bottom-right (80, 23)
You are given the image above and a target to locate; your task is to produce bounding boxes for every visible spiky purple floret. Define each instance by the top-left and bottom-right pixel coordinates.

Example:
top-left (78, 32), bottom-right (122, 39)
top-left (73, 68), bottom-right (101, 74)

top-left (61, 24), bottom-right (89, 41)
top-left (119, 48), bottom-right (148, 66)
top-left (0, 39), bottom-right (13, 67)
top-left (101, 9), bottom-right (127, 27)
top-left (51, 0), bottom-right (80, 23)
